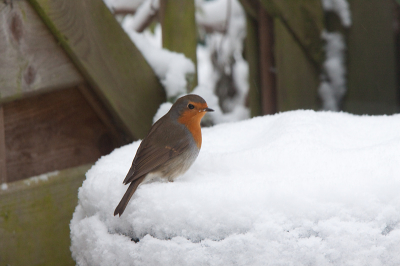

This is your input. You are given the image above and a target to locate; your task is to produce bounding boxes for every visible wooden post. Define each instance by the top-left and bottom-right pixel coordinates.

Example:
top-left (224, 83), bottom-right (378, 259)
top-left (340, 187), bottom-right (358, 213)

top-left (0, 106), bottom-right (6, 184)
top-left (245, 12), bottom-right (262, 117)
top-left (159, 0), bottom-right (198, 92)
top-left (258, 7), bottom-right (276, 114)
top-left (274, 18), bottom-right (320, 111)
top-left (345, 0), bottom-right (398, 114)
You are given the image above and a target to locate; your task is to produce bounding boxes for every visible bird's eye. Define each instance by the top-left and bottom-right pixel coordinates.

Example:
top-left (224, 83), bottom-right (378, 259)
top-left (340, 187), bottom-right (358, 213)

top-left (188, 104), bottom-right (195, 109)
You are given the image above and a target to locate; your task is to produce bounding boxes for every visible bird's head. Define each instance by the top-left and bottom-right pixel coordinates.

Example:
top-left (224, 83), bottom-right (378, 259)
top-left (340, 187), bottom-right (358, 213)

top-left (169, 94), bottom-right (213, 147)
top-left (170, 94), bottom-right (214, 123)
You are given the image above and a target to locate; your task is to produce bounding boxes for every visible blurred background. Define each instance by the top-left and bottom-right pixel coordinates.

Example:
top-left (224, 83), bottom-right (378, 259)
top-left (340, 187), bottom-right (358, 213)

top-left (1, 0), bottom-right (399, 265)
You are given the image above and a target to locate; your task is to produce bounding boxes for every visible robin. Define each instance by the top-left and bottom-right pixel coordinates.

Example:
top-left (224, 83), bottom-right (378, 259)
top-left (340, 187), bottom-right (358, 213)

top-left (114, 94), bottom-right (214, 216)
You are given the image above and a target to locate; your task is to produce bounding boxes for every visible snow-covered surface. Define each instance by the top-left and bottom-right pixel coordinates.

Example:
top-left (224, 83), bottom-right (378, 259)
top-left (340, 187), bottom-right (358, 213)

top-left (71, 110), bottom-right (400, 266)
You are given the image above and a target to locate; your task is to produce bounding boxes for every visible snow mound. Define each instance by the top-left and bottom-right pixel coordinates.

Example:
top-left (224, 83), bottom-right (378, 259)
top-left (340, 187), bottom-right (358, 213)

top-left (71, 110), bottom-right (400, 266)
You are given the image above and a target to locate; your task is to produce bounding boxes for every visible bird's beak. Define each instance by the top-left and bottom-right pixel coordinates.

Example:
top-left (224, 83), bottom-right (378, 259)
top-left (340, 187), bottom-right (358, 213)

top-left (203, 107), bottom-right (214, 112)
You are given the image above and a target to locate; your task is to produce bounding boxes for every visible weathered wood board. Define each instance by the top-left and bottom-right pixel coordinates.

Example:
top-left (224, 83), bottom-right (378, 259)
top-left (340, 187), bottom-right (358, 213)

top-left (0, 164), bottom-right (90, 266)
top-left (274, 18), bottom-right (320, 111)
top-left (258, 7), bottom-right (276, 114)
top-left (345, 0), bottom-right (398, 114)
top-left (0, 107), bottom-right (6, 184)
top-left (259, 0), bottom-right (325, 67)
top-left (3, 87), bottom-right (118, 183)
top-left (245, 13), bottom-right (262, 117)
top-left (160, 0), bottom-right (198, 92)
top-left (0, 1), bottom-right (84, 102)
top-left (28, 0), bottom-right (166, 139)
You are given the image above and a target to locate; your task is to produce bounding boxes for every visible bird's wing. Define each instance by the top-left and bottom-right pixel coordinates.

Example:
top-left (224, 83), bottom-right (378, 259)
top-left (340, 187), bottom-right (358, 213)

top-left (122, 119), bottom-right (191, 185)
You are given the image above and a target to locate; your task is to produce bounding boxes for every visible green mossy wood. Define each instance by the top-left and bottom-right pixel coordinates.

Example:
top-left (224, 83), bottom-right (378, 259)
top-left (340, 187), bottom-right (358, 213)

top-left (259, 0), bottom-right (325, 68)
top-left (160, 0), bottom-right (198, 93)
top-left (274, 18), bottom-right (320, 111)
top-left (0, 165), bottom-right (91, 266)
top-left (245, 13), bottom-right (262, 117)
top-left (345, 0), bottom-right (398, 114)
top-left (28, 0), bottom-right (166, 139)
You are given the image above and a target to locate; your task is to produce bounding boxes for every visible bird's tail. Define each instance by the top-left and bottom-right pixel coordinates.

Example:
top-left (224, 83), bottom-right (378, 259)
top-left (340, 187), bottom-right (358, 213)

top-left (114, 176), bottom-right (145, 216)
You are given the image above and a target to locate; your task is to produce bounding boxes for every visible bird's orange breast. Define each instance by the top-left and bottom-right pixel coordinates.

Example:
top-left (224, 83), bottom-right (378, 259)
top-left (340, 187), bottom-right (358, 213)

top-left (178, 103), bottom-right (208, 149)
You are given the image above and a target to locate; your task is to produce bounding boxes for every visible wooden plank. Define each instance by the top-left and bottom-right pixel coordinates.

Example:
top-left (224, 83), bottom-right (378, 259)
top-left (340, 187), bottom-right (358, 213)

top-left (258, 7), bottom-right (276, 114)
top-left (160, 0), bottom-right (198, 92)
top-left (78, 84), bottom-right (128, 146)
top-left (344, 0), bottom-right (398, 114)
top-left (28, 0), bottom-right (166, 139)
top-left (0, 106), bottom-right (6, 184)
top-left (3, 87), bottom-right (119, 182)
top-left (274, 18), bottom-right (320, 111)
top-left (245, 12), bottom-right (262, 117)
top-left (259, 0), bottom-right (325, 67)
top-left (0, 164), bottom-right (91, 266)
top-left (0, 1), bottom-right (84, 103)
top-left (239, 0), bottom-right (259, 20)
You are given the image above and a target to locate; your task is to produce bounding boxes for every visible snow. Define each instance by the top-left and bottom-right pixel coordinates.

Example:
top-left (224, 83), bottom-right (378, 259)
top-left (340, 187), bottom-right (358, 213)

top-left (23, 171), bottom-right (59, 186)
top-left (1, 183), bottom-right (7, 190)
top-left (103, 0), bottom-right (144, 10)
top-left (321, 0), bottom-right (352, 27)
top-left (122, 0), bottom-right (159, 32)
top-left (71, 110), bottom-right (400, 266)
top-left (319, 0), bottom-right (351, 111)
top-left (319, 31), bottom-right (347, 111)
top-left (122, 23), bottom-right (195, 100)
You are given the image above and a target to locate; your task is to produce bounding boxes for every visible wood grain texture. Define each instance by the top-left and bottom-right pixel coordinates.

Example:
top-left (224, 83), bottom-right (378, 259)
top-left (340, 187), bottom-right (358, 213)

top-left (3, 87), bottom-right (118, 182)
top-left (0, 1), bottom-right (84, 103)
top-left (259, 0), bottom-right (324, 67)
top-left (258, 7), bottom-right (276, 115)
top-left (274, 18), bottom-right (320, 111)
top-left (28, 0), bottom-right (166, 139)
top-left (245, 13), bottom-right (262, 117)
top-left (160, 0), bottom-right (198, 92)
top-left (345, 0), bottom-right (399, 114)
top-left (0, 106), bottom-right (6, 183)
top-left (0, 164), bottom-right (90, 266)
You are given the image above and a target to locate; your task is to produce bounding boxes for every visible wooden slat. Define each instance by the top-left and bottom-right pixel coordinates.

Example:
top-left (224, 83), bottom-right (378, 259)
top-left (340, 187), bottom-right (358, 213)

top-left (28, 0), bottom-right (166, 139)
top-left (274, 18), bottom-right (320, 111)
top-left (0, 1), bottom-right (84, 103)
top-left (245, 12), bottom-right (262, 117)
top-left (259, 0), bottom-right (324, 67)
top-left (238, 0), bottom-right (259, 20)
top-left (0, 106), bottom-right (6, 183)
top-left (160, 0), bottom-right (198, 92)
top-left (258, 7), bottom-right (276, 114)
top-left (3, 87), bottom-right (118, 182)
top-left (78, 84), bottom-right (128, 146)
top-left (0, 164), bottom-right (91, 266)
top-left (345, 0), bottom-right (398, 114)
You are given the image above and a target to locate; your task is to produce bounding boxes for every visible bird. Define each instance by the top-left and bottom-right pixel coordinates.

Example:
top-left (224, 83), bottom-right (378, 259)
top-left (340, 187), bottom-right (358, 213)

top-left (114, 94), bottom-right (214, 216)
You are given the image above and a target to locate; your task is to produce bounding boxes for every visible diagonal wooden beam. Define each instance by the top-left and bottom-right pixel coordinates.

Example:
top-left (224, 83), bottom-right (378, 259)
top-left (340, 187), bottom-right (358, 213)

top-left (28, 0), bottom-right (166, 139)
top-left (259, 0), bottom-right (324, 68)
